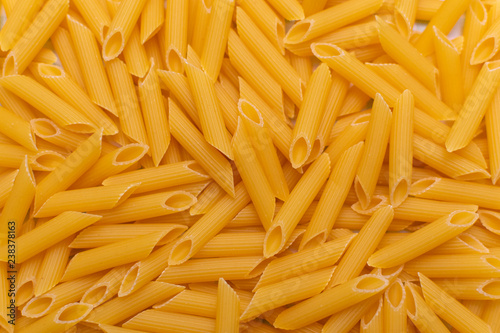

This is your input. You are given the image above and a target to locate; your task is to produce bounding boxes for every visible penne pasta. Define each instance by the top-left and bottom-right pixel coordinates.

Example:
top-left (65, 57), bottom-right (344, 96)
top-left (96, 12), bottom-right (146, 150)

top-left (61, 232), bottom-right (167, 282)
top-left (0, 106), bottom-right (36, 152)
top-left (447, 60), bottom-right (500, 152)
top-left (405, 282), bottom-right (449, 333)
top-left (266, 0), bottom-right (304, 20)
top-left (419, 273), bottom-right (491, 333)
top-left (410, 177), bottom-right (500, 210)
top-left (2, 0), bottom-right (68, 76)
top-left (377, 17), bottom-right (438, 94)
top-left (290, 63), bottom-right (332, 168)
top-left (141, 0), bottom-right (164, 44)
top-left (368, 210), bottom-right (478, 268)
top-left (165, 0), bottom-right (188, 73)
top-left (233, 118), bottom-right (275, 229)
top-left (85, 282), bottom-right (184, 325)
top-left (154, 289), bottom-right (218, 317)
top-left (330, 206), bottom-right (394, 286)
top-left (168, 98), bottom-right (234, 196)
top-left (0, 85), bottom-right (38, 121)
top-left (216, 278), bottom-right (239, 333)
top-left (81, 264), bottom-right (132, 306)
top-left (237, 8), bottom-right (303, 107)
top-left (51, 28), bottom-right (87, 90)
top-left (71, 0), bottom-right (110, 44)
top-left (138, 62), bottom-right (170, 166)
top-left (67, 14), bottom-right (116, 115)
top-left (405, 254), bottom-right (500, 278)
top-left (90, 190), bottom-right (197, 225)
top-left (102, 0), bottom-right (147, 60)
top-left (285, 0), bottom-right (383, 46)
top-left (355, 94), bottom-right (392, 210)
top-left (300, 142), bottom-right (364, 250)
top-left (106, 58), bottom-right (148, 146)
top-left (413, 0), bottom-right (472, 56)
top-left (394, 0), bottom-right (417, 37)
top-left (360, 295), bottom-right (383, 332)
top-left (431, 278), bottom-right (500, 300)
top-left (264, 154), bottom-right (330, 258)
top-left (274, 274), bottom-right (389, 330)
top-left (0, 169), bottom-right (19, 210)
top-left (123, 310), bottom-right (215, 333)
top-left (383, 279), bottom-right (406, 332)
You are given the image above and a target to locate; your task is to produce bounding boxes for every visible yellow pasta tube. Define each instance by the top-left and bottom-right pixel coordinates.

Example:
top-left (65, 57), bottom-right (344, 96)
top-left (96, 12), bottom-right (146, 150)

top-left (190, 0), bottom-right (212, 54)
top-left (0, 212), bottom-right (101, 263)
top-left (264, 154), bottom-right (330, 258)
top-left (106, 58), bottom-right (148, 146)
top-left (0, 170), bottom-right (18, 210)
top-left (0, 75), bottom-right (97, 134)
top-left (431, 278), bottom-right (500, 300)
top-left (51, 27), bottom-right (87, 91)
top-left (413, 134), bottom-right (490, 180)
top-left (2, 0), bottom-right (67, 76)
top-left (238, 0), bottom-right (285, 54)
top-left (377, 17), bottom-right (438, 95)
top-left (241, 267), bottom-right (335, 322)
top-left (0, 144), bottom-right (63, 172)
top-left (433, 27), bottom-right (464, 112)
top-left (392, 197), bottom-right (478, 222)
top-left (85, 282), bottom-right (184, 325)
top-left (300, 142), bottom-right (364, 250)
top-left (0, 157), bottom-right (35, 245)
top-left (237, 8), bottom-right (303, 107)
top-left (256, 234), bottom-right (355, 288)
top-left (266, 0), bottom-right (304, 20)
top-left (389, 90), bottom-right (413, 207)
top-left (302, 0), bottom-right (328, 16)
top-left (71, 224), bottom-right (186, 248)
top-left (383, 279), bottom-right (407, 332)
top-left (141, 0), bottom-right (164, 44)
top-left (71, 0), bottom-right (111, 44)
top-left (0, 85), bottom-right (38, 121)
top-left (290, 63), bottom-right (332, 168)
top-left (102, 0), bottom-right (147, 60)
top-left (123, 310), bottom-right (215, 333)
top-left (394, 0), bottom-right (417, 37)
top-left (405, 254), bottom-right (500, 278)
top-left (487, 90), bottom-right (500, 184)
top-left (81, 264), bottom-right (132, 307)
top-left (368, 210), bottom-right (478, 268)
top-left (285, 0), bottom-right (383, 45)
top-left (121, 26), bottom-right (150, 78)
top-left (190, 181), bottom-right (225, 215)
top-left (61, 232), bottom-right (167, 282)
top-left (405, 282), bottom-right (450, 333)
top-left (482, 300), bottom-right (500, 332)
top-left (167, 182), bottom-right (250, 265)
top-left (15, 219), bottom-right (41, 306)
top-left (413, 0), bottom-right (472, 56)
top-left (165, 0), bottom-right (188, 73)
top-left (91, 190), bottom-right (196, 224)
top-left (0, 0), bottom-right (44, 51)
top-left (153, 289), bottom-right (218, 317)
top-left (72, 143), bottom-right (149, 188)
top-left (446, 61), bottom-right (500, 152)
top-left (168, 98), bottom-right (234, 196)
top-left (67, 14), bottom-right (117, 115)
top-left (410, 177), bottom-right (500, 210)
top-left (228, 30), bottom-right (284, 115)
top-left (355, 94), bottom-right (392, 210)
top-left (159, 256), bottom-right (273, 283)
top-left (102, 160), bottom-right (209, 194)
top-left (312, 43), bottom-right (400, 107)
top-left (330, 206), bottom-right (394, 286)
top-left (33, 237), bottom-right (73, 297)
top-left (419, 273), bottom-right (491, 333)
top-left (185, 63), bottom-right (233, 159)
top-left (233, 118), bottom-right (275, 230)
top-left (216, 278), bottom-right (239, 333)
top-left (17, 302), bottom-right (93, 333)
top-left (462, 0), bottom-right (487, 94)
top-left (193, 232), bottom-right (265, 258)
top-left (366, 63), bottom-right (456, 121)
top-left (325, 115), bottom-right (369, 165)
top-left (37, 64), bottom-right (118, 135)
top-left (360, 296), bottom-right (383, 332)
top-left (274, 274), bottom-right (389, 330)
top-left (239, 100), bottom-right (289, 201)
top-left (35, 183), bottom-right (139, 218)
top-left (138, 62), bottom-right (170, 166)
top-left (34, 130), bottom-right (103, 212)
top-left (472, 17), bottom-right (500, 64)
top-left (0, 107), bottom-right (36, 152)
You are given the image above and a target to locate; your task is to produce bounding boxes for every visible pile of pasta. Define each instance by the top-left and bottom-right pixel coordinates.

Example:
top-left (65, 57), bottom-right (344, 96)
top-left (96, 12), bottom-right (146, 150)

top-left (2, 0), bottom-right (500, 331)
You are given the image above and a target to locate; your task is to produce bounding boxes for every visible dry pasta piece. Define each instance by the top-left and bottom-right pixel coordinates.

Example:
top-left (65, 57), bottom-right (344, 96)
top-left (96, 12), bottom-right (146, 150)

top-left (419, 273), bottom-right (492, 333)
top-left (215, 278), bottom-right (239, 333)
top-left (405, 282), bottom-right (450, 333)
top-left (266, 0), bottom-right (304, 20)
top-left (17, 303), bottom-right (93, 333)
top-left (123, 310), bottom-right (215, 333)
top-left (355, 94), bottom-right (392, 210)
top-left (290, 63), bottom-right (332, 168)
top-left (102, 0), bottom-right (147, 60)
top-left (2, 0), bottom-right (68, 76)
top-left (81, 264), bottom-right (133, 307)
top-left (165, 0), bottom-right (188, 73)
top-left (264, 154), bottom-right (330, 258)
top-left (141, 0), bottom-right (164, 44)
top-left (285, 0), bottom-right (383, 45)
top-left (431, 278), bottom-right (500, 300)
top-left (394, 0), bottom-right (417, 37)
top-left (368, 210), bottom-right (478, 268)
top-left (274, 274), bottom-right (389, 330)
top-left (71, 0), bottom-right (110, 44)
